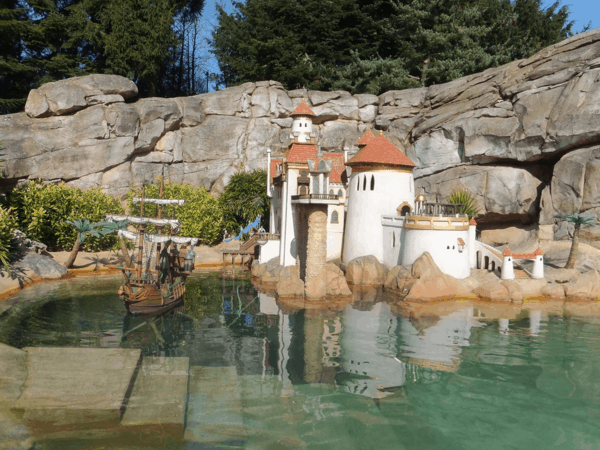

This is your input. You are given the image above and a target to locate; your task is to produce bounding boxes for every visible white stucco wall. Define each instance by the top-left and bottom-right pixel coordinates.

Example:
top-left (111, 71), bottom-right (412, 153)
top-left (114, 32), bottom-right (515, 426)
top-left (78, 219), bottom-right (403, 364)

top-left (381, 216), bottom-right (406, 268)
top-left (400, 227), bottom-right (471, 279)
top-left (280, 168), bottom-right (299, 267)
top-left (327, 203), bottom-right (344, 259)
top-left (259, 240), bottom-right (280, 264)
top-left (342, 170), bottom-right (414, 264)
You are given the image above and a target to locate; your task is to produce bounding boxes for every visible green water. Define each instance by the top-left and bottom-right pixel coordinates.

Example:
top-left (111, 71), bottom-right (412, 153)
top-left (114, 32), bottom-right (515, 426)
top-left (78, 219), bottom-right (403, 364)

top-left (1, 273), bottom-right (600, 449)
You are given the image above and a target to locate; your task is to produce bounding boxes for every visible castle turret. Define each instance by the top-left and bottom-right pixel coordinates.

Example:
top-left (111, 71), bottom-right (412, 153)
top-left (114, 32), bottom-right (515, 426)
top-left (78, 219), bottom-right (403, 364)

top-left (342, 131), bottom-right (416, 264)
top-left (532, 248), bottom-right (544, 279)
top-left (501, 247), bottom-right (515, 280)
top-left (290, 101), bottom-right (315, 144)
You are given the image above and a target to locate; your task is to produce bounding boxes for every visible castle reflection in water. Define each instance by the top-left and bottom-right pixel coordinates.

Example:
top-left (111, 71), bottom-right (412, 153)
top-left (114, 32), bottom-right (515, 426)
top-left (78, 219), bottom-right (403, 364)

top-left (191, 280), bottom-right (548, 400)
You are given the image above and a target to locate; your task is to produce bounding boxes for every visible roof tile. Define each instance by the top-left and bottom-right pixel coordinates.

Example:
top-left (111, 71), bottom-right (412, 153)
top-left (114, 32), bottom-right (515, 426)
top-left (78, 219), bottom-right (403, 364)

top-left (356, 129), bottom-right (375, 146)
top-left (347, 132), bottom-right (416, 168)
top-left (285, 143), bottom-right (318, 163)
top-left (290, 100), bottom-right (315, 117)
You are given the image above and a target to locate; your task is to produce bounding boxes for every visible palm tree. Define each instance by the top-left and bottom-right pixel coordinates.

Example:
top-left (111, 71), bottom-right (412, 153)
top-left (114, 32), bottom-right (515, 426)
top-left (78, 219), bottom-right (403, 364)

top-left (103, 219), bottom-right (132, 266)
top-left (64, 220), bottom-right (113, 269)
top-left (555, 213), bottom-right (597, 269)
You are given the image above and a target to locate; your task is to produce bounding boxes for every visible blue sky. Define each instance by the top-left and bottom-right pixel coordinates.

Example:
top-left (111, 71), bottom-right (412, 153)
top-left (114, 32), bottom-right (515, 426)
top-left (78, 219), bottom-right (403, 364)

top-left (199, 0), bottom-right (599, 88)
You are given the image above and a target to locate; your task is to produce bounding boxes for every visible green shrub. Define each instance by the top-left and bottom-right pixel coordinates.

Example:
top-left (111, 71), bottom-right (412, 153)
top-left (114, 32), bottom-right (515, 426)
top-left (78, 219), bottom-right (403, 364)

top-left (218, 169), bottom-right (270, 235)
top-left (8, 181), bottom-right (124, 251)
top-left (127, 180), bottom-right (224, 245)
top-left (0, 205), bottom-right (17, 272)
top-left (447, 189), bottom-right (480, 219)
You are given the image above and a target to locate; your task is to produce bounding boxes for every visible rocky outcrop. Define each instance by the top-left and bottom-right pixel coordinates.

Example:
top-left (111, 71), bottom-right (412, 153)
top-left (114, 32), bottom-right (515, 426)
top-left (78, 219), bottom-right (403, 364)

top-left (345, 255), bottom-right (389, 286)
top-left (251, 259), bottom-right (351, 299)
top-left (25, 74), bottom-right (138, 118)
top-left (2, 31), bottom-right (600, 238)
top-left (404, 252), bottom-right (473, 302)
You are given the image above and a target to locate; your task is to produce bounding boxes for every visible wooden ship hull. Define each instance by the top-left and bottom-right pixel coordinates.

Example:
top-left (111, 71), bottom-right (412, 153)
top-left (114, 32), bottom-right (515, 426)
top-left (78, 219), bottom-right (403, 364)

top-left (118, 278), bottom-right (187, 315)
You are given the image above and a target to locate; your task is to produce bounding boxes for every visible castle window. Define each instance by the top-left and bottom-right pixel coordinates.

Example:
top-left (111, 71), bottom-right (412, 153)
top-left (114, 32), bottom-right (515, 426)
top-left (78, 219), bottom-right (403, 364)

top-left (356, 177), bottom-right (359, 191)
top-left (329, 189), bottom-right (334, 195)
top-left (363, 176), bottom-right (367, 191)
top-left (318, 160), bottom-right (327, 171)
top-left (299, 186), bottom-right (307, 195)
top-left (338, 189), bottom-right (343, 198)
top-left (447, 246), bottom-right (450, 249)
top-left (312, 176), bottom-right (320, 194)
top-left (370, 175), bottom-right (375, 191)
top-left (331, 211), bottom-right (339, 223)
top-left (392, 232), bottom-right (396, 248)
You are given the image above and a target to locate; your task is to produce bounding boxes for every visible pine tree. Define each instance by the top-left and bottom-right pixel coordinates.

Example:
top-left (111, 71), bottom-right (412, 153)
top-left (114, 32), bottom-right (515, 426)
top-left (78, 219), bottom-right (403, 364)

top-left (0, 1), bottom-right (34, 113)
top-left (212, 0), bottom-right (575, 93)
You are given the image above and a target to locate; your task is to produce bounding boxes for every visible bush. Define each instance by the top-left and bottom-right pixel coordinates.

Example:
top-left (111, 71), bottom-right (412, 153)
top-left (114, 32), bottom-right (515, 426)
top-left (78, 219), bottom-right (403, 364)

top-left (127, 180), bottom-right (224, 245)
top-left (219, 170), bottom-right (270, 235)
top-left (0, 205), bottom-right (17, 272)
top-left (8, 181), bottom-right (124, 251)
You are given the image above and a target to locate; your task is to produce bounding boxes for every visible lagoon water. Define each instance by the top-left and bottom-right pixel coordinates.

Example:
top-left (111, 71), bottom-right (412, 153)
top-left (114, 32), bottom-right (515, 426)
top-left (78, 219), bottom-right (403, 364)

top-left (1, 273), bottom-right (600, 449)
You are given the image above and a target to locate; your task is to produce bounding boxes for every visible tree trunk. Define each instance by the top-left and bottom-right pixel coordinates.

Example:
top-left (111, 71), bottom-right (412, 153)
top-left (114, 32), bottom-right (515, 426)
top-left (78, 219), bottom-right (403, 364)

top-left (64, 236), bottom-right (81, 268)
top-left (120, 236), bottom-right (132, 267)
top-left (565, 224), bottom-right (581, 269)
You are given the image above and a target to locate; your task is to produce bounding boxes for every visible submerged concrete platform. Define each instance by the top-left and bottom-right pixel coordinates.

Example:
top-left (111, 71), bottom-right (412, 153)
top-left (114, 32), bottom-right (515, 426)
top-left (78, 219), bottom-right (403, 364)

top-left (13, 347), bottom-right (141, 431)
top-left (185, 366), bottom-right (247, 443)
top-left (0, 343), bottom-right (28, 408)
top-left (121, 356), bottom-right (189, 436)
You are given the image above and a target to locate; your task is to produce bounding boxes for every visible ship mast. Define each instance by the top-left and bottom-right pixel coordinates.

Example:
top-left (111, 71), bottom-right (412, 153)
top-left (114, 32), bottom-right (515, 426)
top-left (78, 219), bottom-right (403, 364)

top-left (155, 177), bottom-right (165, 281)
top-left (136, 186), bottom-right (146, 280)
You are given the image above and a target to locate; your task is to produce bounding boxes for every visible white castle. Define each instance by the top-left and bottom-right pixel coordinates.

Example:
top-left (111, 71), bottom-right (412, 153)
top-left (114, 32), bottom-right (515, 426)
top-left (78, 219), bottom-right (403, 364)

top-left (260, 101), bottom-right (544, 289)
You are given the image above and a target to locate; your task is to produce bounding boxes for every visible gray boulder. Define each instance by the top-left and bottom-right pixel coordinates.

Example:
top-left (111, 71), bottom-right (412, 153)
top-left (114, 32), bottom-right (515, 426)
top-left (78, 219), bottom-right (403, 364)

top-left (13, 253), bottom-right (67, 279)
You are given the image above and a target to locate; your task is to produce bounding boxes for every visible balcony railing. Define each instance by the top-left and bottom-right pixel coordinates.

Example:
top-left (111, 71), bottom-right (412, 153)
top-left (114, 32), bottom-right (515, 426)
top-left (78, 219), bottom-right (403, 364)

top-left (291, 194), bottom-right (339, 201)
top-left (413, 202), bottom-right (467, 217)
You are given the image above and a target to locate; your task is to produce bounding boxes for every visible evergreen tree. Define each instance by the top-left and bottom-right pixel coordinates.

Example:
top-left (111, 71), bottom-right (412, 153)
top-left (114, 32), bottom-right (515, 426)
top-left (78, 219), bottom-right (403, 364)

top-left (0, 1), bottom-right (34, 113)
top-left (212, 0), bottom-right (575, 93)
top-left (0, 0), bottom-right (207, 113)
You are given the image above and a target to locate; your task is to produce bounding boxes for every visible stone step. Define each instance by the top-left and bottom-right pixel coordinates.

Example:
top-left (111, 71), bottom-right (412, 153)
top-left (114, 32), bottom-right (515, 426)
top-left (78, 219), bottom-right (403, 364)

top-left (13, 347), bottom-right (141, 433)
top-left (184, 366), bottom-right (248, 444)
top-left (120, 356), bottom-right (189, 437)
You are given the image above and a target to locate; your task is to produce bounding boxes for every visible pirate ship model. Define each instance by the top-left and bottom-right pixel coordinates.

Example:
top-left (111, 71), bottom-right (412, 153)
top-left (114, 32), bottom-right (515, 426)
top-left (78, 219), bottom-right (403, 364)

top-left (106, 181), bottom-right (197, 315)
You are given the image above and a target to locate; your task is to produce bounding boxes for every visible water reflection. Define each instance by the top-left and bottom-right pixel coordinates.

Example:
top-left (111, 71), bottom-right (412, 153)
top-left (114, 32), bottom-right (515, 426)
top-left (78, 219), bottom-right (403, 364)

top-left (3, 274), bottom-right (600, 449)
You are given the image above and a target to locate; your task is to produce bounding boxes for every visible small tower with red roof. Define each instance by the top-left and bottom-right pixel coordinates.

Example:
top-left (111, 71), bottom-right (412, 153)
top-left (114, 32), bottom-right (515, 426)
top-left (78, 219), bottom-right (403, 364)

top-left (501, 247), bottom-right (515, 280)
top-left (290, 100), bottom-right (315, 144)
top-left (342, 130), bottom-right (417, 264)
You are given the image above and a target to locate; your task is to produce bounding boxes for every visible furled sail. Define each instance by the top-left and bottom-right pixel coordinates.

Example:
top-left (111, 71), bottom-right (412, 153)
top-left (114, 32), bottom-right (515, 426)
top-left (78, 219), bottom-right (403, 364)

top-left (133, 198), bottom-right (185, 206)
top-left (106, 215), bottom-right (181, 231)
top-left (118, 229), bottom-right (199, 246)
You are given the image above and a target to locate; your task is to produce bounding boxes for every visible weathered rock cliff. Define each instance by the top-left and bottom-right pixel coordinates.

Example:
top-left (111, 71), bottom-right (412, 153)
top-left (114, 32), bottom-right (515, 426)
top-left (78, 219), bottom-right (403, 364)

top-left (2, 30), bottom-right (600, 240)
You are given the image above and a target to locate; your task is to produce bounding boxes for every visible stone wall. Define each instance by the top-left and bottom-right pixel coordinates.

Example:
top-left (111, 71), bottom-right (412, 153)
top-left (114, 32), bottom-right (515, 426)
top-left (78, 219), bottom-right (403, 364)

top-left (2, 30), bottom-right (600, 240)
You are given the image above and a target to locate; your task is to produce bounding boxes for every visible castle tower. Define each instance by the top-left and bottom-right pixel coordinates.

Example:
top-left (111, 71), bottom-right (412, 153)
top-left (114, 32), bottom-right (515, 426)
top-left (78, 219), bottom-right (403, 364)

top-left (532, 248), bottom-right (544, 279)
top-left (342, 131), bottom-right (416, 264)
top-left (290, 100), bottom-right (315, 144)
top-left (501, 247), bottom-right (515, 280)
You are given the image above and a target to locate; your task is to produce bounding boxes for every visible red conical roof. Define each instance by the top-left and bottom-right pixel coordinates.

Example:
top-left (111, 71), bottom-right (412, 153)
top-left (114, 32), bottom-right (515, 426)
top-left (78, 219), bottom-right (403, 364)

top-left (534, 247), bottom-right (544, 255)
top-left (356, 129), bottom-right (375, 147)
top-left (502, 247), bottom-right (512, 256)
top-left (346, 131), bottom-right (416, 168)
top-left (290, 100), bottom-right (315, 117)
top-left (469, 218), bottom-right (477, 226)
